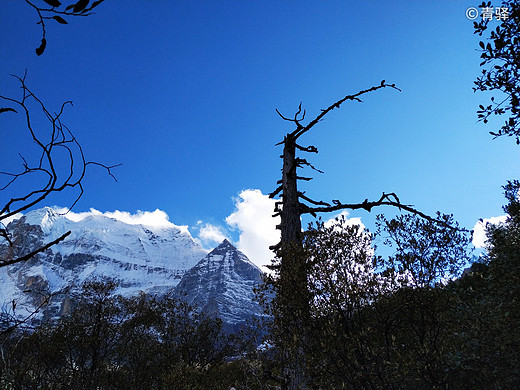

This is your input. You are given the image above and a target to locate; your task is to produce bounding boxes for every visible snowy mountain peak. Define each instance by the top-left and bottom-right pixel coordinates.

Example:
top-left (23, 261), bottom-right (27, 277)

top-left (1, 207), bottom-right (265, 328)
top-left (1, 207), bottom-right (209, 322)
top-left (22, 207), bottom-right (65, 233)
top-left (175, 238), bottom-right (264, 325)
top-left (211, 238), bottom-right (236, 253)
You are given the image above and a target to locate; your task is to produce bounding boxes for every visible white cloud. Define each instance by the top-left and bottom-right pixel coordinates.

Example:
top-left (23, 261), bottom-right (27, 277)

top-left (225, 189), bottom-right (280, 272)
top-left (61, 208), bottom-right (176, 227)
top-left (472, 215), bottom-right (508, 248)
top-left (194, 222), bottom-right (230, 249)
top-left (324, 211), bottom-right (365, 230)
top-left (54, 207), bottom-right (191, 234)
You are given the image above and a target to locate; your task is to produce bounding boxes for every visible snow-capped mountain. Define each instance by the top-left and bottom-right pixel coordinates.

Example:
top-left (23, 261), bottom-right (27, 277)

top-left (0, 207), bottom-right (208, 321)
top-left (0, 207), bottom-right (266, 327)
top-left (175, 239), bottom-right (264, 326)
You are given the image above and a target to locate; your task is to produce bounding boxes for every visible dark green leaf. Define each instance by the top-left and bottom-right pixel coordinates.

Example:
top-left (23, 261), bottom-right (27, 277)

top-left (43, 0), bottom-right (61, 6)
top-left (52, 15), bottom-right (68, 24)
top-left (91, 0), bottom-right (104, 8)
top-left (73, 0), bottom-right (89, 13)
top-left (35, 38), bottom-right (46, 56)
top-left (0, 107), bottom-right (17, 114)
top-left (65, 4), bottom-right (75, 10)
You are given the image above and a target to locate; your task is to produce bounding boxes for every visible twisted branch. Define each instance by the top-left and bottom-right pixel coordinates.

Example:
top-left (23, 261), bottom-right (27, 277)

top-left (0, 73), bottom-right (119, 265)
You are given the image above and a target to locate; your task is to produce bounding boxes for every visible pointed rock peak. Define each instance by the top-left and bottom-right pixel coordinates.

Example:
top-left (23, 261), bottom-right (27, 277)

top-left (214, 239), bottom-right (235, 251)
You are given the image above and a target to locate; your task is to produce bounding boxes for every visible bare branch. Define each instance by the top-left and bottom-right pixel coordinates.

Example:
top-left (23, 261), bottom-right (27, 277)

top-left (269, 185), bottom-right (283, 199)
top-left (291, 80), bottom-right (401, 139)
top-left (294, 143), bottom-right (318, 154)
top-left (0, 289), bottom-right (58, 335)
top-left (0, 74), bottom-right (119, 222)
top-left (295, 158), bottom-right (323, 174)
top-left (301, 193), bottom-right (468, 231)
top-left (298, 192), bottom-right (331, 207)
top-left (0, 231), bottom-right (71, 268)
top-left (0, 228), bottom-right (12, 246)
top-left (291, 82), bottom-right (401, 141)
top-left (275, 102), bottom-right (306, 131)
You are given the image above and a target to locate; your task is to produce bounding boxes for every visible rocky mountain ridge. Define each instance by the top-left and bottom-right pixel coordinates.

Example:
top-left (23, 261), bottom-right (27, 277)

top-left (0, 207), bottom-right (264, 326)
top-left (175, 239), bottom-right (264, 325)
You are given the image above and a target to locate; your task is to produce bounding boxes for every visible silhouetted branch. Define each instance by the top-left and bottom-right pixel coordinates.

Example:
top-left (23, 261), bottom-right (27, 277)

top-left (269, 185), bottom-right (283, 199)
top-left (0, 290), bottom-right (54, 335)
top-left (0, 73), bottom-right (119, 263)
top-left (295, 158), bottom-right (323, 174)
top-left (272, 82), bottom-right (465, 233)
top-left (298, 192), bottom-right (331, 207)
top-left (287, 81), bottom-right (401, 142)
top-left (301, 192), bottom-right (468, 231)
top-left (294, 143), bottom-right (318, 153)
top-left (276, 102), bottom-right (306, 131)
top-left (0, 231), bottom-right (71, 268)
top-left (24, 0), bottom-right (105, 55)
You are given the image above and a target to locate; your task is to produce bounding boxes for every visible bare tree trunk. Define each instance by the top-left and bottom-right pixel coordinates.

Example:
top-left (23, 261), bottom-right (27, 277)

top-left (280, 135), bottom-right (301, 246)
top-left (270, 83), bottom-right (453, 390)
top-left (278, 134), bottom-right (309, 390)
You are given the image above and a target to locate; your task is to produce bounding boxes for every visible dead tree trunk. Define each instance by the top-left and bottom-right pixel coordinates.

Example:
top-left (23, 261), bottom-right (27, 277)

top-left (277, 134), bottom-right (309, 390)
top-left (269, 81), bottom-right (461, 389)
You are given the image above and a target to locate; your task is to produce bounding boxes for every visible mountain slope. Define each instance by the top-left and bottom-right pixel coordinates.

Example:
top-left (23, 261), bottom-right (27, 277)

top-left (175, 239), bottom-right (264, 326)
top-left (0, 207), bottom-right (208, 321)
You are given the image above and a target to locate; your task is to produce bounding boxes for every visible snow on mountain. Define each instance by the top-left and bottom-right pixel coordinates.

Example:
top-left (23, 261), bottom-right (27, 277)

top-left (1, 207), bottom-right (267, 328)
top-left (175, 239), bottom-right (265, 326)
top-left (0, 206), bottom-right (208, 321)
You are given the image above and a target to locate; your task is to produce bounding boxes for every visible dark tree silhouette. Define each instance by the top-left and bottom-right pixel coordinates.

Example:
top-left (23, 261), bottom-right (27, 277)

top-left (0, 73), bottom-right (119, 268)
top-left (474, 0), bottom-right (520, 143)
top-left (268, 82), bottom-right (465, 390)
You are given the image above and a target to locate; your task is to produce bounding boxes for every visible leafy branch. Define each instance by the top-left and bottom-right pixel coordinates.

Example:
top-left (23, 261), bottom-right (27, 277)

top-left (473, 0), bottom-right (520, 143)
top-left (24, 0), bottom-right (105, 55)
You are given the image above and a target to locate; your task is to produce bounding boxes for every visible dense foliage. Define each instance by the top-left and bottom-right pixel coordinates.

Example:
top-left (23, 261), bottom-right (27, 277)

top-left (259, 184), bottom-right (520, 389)
top-left (3, 186), bottom-right (519, 389)
top-left (0, 281), bottom-right (264, 390)
top-left (474, 0), bottom-right (520, 143)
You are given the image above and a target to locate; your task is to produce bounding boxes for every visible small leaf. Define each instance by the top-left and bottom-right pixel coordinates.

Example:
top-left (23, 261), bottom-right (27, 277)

top-left (43, 0), bottom-right (61, 6)
top-left (65, 4), bottom-right (75, 10)
top-left (91, 0), bottom-right (104, 8)
top-left (35, 37), bottom-right (47, 56)
top-left (0, 107), bottom-right (17, 114)
top-left (52, 15), bottom-right (68, 24)
top-left (479, 41), bottom-right (485, 49)
top-left (73, 0), bottom-right (89, 13)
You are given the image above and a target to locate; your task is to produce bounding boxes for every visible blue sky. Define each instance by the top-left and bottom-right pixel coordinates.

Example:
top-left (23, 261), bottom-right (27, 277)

top-left (1, 1), bottom-right (518, 267)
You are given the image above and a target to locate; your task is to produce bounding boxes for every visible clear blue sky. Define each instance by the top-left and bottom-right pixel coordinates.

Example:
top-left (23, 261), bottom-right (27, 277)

top-left (1, 1), bottom-right (518, 258)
